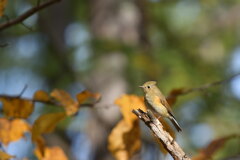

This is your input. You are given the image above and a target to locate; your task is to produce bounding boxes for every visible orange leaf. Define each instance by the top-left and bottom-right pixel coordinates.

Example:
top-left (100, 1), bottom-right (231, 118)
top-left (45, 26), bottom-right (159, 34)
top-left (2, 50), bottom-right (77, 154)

top-left (76, 90), bottom-right (101, 104)
top-left (0, 150), bottom-right (15, 160)
top-left (0, 118), bottom-right (30, 145)
top-left (50, 89), bottom-right (78, 116)
top-left (115, 94), bottom-right (145, 126)
top-left (0, 0), bottom-right (7, 17)
top-left (31, 112), bottom-right (66, 142)
top-left (35, 146), bottom-right (68, 160)
top-left (34, 90), bottom-right (51, 103)
top-left (192, 135), bottom-right (239, 160)
top-left (108, 119), bottom-right (141, 160)
top-left (0, 98), bottom-right (34, 118)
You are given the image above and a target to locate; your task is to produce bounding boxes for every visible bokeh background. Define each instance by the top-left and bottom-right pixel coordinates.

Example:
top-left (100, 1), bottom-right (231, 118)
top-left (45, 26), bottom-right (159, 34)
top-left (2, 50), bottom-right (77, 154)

top-left (0, 0), bottom-right (240, 160)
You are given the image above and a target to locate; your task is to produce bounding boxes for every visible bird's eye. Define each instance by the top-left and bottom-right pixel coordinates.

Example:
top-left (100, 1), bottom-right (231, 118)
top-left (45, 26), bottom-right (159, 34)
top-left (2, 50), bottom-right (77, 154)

top-left (147, 86), bottom-right (150, 89)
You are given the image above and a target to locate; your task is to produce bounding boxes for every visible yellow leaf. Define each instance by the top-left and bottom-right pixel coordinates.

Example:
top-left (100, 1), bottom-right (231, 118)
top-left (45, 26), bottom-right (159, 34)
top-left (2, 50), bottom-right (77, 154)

top-left (109, 95), bottom-right (144, 159)
top-left (0, 118), bottom-right (30, 145)
top-left (35, 136), bottom-right (46, 157)
top-left (115, 94), bottom-right (146, 126)
top-left (0, 98), bottom-right (34, 118)
top-left (0, 150), bottom-right (15, 160)
top-left (35, 146), bottom-right (68, 160)
top-left (0, 0), bottom-right (7, 17)
top-left (31, 112), bottom-right (66, 142)
top-left (50, 89), bottom-right (78, 116)
top-left (108, 119), bottom-right (141, 160)
top-left (76, 90), bottom-right (101, 104)
top-left (34, 90), bottom-right (51, 102)
top-left (192, 135), bottom-right (239, 160)
top-left (114, 94), bottom-right (176, 155)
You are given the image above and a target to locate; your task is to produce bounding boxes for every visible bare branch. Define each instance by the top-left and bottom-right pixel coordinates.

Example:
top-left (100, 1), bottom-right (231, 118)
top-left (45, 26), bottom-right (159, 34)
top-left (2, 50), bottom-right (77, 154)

top-left (181, 73), bottom-right (240, 95)
top-left (0, 0), bottom-right (61, 31)
top-left (166, 73), bottom-right (240, 105)
top-left (132, 109), bottom-right (191, 160)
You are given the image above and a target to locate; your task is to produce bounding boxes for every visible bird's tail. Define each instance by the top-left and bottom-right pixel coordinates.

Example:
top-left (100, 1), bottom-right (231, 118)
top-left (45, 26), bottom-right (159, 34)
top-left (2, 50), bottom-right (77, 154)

top-left (170, 116), bottom-right (182, 132)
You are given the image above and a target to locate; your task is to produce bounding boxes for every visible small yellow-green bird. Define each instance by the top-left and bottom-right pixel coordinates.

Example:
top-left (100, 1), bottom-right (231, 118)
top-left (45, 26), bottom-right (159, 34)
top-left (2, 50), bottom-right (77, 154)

top-left (139, 81), bottom-right (182, 132)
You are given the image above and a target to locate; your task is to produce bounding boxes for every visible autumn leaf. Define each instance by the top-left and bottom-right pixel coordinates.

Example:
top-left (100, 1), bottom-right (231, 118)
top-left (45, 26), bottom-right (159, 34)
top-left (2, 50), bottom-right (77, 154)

top-left (0, 0), bottom-right (7, 17)
top-left (115, 94), bottom-right (145, 126)
top-left (113, 94), bottom-right (176, 156)
top-left (0, 118), bottom-right (30, 145)
top-left (35, 146), bottom-right (68, 160)
top-left (0, 150), bottom-right (15, 160)
top-left (50, 89), bottom-right (100, 115)
top-left (31, 112), bottom-right (66, 142)
top-left (107, 95), bottom-right (144, 160)
top-left (35, 136), bottom-right (46, 158)
top-left (50, 89), bottom-right (78, 116)
top-left (76, 90), bottom-right (101, 104)
top-left (192, 135), bottom-right (239, 160)
top-left (34, 90), bottom-right (51, 103)
top-left (166, 88), bottom-right (186, 106)
top-left (108, 119), bottom-right (141, 160)
top-left (0, 97), bottom-right (34, 118)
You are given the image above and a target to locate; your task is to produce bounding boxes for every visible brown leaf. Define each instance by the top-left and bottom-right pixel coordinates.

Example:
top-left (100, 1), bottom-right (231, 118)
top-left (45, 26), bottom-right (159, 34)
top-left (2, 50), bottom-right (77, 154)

top-left (0, 0), bottom-right (7, 17)
top-left (35, 146), bottom-right (68, 160)
top-left (115, 94), bottom-right (146, 126)
top-left (192, 135), bottom-right (239, 160)
top-left (108, 119), bottom-right (141, 160)
top-left (31, 112), bottom-right (66, 142)
top-left (0, 150), bottom-right (15, 160)
top-left (0, 118), bottom-right (30, 145)
top-left (34, 90), bottom-right (51, 103)
top-left (76, 90), bottom-right (101, 104)
top-left (50, 89), bottom-right (78, 116)
top-left (166, 88), bottom-right (186, 106)
top-left (0, 97), bottom-right (34, 118)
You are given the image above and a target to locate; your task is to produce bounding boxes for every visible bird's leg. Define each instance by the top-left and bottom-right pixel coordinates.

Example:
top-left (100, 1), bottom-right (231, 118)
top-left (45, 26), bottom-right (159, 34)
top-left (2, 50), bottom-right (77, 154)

top-left (147, 110), bottom-right (159, 123)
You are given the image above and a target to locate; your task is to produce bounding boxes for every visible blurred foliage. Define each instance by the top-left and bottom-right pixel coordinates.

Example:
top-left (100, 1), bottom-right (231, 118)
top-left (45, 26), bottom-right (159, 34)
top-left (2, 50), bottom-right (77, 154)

top-left (0, 0), bottom-right (240, 159)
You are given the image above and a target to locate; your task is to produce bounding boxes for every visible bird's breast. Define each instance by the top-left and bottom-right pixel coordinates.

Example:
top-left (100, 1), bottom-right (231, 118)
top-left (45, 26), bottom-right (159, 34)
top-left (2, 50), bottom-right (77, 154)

top-left (144, 94), bottom-right (168, 117)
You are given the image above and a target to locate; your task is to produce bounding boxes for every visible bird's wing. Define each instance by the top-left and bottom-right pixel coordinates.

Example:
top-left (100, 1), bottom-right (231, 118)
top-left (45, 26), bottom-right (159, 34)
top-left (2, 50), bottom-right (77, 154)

top-left (159, 97), bottom-right (175, 117)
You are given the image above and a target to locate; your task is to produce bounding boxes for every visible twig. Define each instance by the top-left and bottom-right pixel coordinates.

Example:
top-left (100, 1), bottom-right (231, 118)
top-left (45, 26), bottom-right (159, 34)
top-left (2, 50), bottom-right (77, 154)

top-left (21, 22), bottom-right (34, 31)
top-left (182, 73), bottom-right (240, 94)
top-left (17, 85), bottom-right (28, 97)
top-left (167, 73), bottom-right (240, 102)
top-left (0, 43), bottom-right (8, 47)
top-left (132, 109), bottom-right (191, 160)
top-left (0, 0), bottom-right (61, 31)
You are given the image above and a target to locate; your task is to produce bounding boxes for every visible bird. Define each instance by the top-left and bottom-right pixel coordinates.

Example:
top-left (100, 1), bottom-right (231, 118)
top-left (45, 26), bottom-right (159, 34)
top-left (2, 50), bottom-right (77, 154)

top-left (139, 81), bottom-right (182, 132)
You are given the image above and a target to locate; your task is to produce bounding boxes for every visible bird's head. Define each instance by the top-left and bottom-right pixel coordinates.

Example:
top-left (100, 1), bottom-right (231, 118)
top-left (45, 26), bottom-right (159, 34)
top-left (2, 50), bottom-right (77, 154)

top-left (139, 81), bottom-right (157, 93)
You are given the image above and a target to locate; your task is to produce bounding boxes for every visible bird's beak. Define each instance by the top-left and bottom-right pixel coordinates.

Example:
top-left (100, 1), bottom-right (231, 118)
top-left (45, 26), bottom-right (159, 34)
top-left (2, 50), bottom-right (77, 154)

top-left (139, 85), bottom-right (144, 88)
